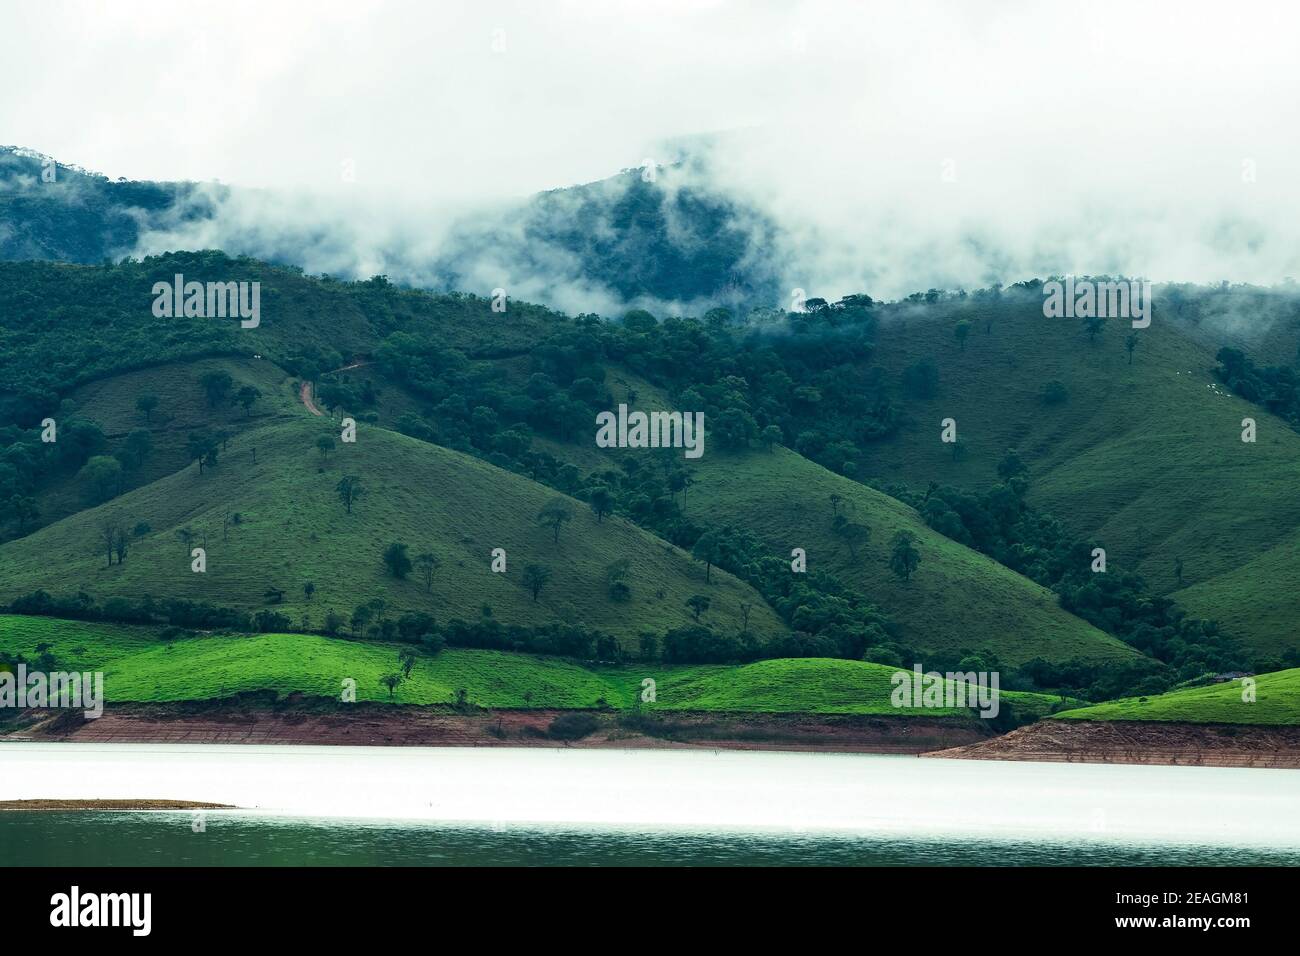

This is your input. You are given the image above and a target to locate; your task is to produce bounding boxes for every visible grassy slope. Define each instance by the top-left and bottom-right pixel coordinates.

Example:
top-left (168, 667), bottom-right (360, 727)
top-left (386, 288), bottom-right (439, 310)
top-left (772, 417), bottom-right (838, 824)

top-left (0, 615), bottom-right (1061, 716)
top-left (0, 420), bottom-right (785, 645)
top-left (859, 298), bottom-right (1300, 656)
top-left (1171, 542), bottom-right (1300, 660)
top-left (20, 357), bottom-right (302, 538)
top-left (685, 446), bottom-right (1136, 667)
top-left (9, 259), bottom-right (1295, 658)
top-left (532, 368), bottom-right (1138, 668)
top-left (1058, 668), bottom-right (1300, 725)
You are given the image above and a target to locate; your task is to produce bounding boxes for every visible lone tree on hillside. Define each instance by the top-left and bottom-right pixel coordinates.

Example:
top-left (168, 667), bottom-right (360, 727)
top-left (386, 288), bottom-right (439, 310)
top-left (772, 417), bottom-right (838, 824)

top-left (186, 431), bottom-right (218, 474)
top-left (1125, 332), bottom-right (1140, 365)
top-left (379, 673), bottom-right (403, 700)
top-left (686, 594), bottom-right (711, 622)
top-left (691, 530), bottom-right (724, 584)
top-left (303, 581), bottom-right (316, 602)
top-left (954, 319), bottom-right (972, 351)
top-left (98, 518), bottom-right (123, 568)
top-left (587, 485), bottom-right (615, 523)
top-left (889, 530), bottom-right (921, 582)
top-left (336, 475), bottom-right (364, 514)
top-left (176, 527), bottom-right (197, 556)
top-left (834, 517), bottom-right (872, 559)
top-left (383, 542), bottom-right (412, 579)
top-left (112, 523), bottom-right (129, 565)
top-left (236, 385), bottom-right (261, 417)
top-left (316, 434), bottom-right (336, 461)
top-left (761, 424), bottom-right (783, 452)
top-left (521, 563), bottom-right (552, 602)
top-left (416, 552), bottom-right (441, 593)
top-left (1083, 315), bottom-right (1105, 345)
top-left (200, 370), bottom-right (234, 407)
top-left (606, 559), bottom-right (632, 601)
top-left (398, 647), bottom-right (418, 679)
top-left (667, 469), bottom-right (686, 505)
top-left (537, 497), bottom-right (573, 544)
top-left (136, 393), bottom-right (159, 423)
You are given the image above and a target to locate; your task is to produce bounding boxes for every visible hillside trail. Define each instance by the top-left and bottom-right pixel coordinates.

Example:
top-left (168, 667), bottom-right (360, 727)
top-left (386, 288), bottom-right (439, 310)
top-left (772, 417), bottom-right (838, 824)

top-left (300, 382), bottom-right (322, 416)
top-left (299, 361), bottom-right (370, 417)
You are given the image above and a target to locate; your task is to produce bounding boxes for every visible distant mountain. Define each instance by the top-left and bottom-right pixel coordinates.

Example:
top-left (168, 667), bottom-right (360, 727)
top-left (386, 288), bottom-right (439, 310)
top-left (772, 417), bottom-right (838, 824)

top-left (432, 166), bottom-right (782, 312)
top-left (0, 148), bottom-right (776, 315)
top-left (0, 147), bottom-right (218, 264)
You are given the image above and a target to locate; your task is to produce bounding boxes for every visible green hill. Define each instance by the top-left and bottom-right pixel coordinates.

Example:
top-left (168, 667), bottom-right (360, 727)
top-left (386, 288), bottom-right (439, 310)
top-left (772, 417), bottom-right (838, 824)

top-left (854, 291), bottom-right (1300, 657)
top-left (16, 357), bottom-right (303, 537)
top-left (0, 615), bottom-right (1061, 716)
top-left (0, 419), bottom-right (784, 645)
top-left (682, 446), bottom-right (1137, 667)
top-left (1058, 668), bottom-right (1300, 725)
top-left (526, 368), bottom-right (1138, 668)
top-left (5, 254), bottom-right (1294, 691)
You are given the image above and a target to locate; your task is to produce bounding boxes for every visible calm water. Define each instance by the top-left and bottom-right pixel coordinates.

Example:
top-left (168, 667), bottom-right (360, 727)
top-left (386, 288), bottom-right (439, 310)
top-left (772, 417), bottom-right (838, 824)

top-left (2, 743), bottom-right (1298, 866)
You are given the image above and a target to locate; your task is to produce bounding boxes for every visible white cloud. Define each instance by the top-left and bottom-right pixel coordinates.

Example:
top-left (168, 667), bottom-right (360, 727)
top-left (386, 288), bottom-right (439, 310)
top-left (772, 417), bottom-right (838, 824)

top-left (4, 0), bottom-right (1300, 305)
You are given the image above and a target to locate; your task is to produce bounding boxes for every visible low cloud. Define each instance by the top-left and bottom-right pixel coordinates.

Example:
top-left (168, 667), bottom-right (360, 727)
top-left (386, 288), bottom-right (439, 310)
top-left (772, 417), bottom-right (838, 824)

top-left (7, 0), bottom-right (1297, 313)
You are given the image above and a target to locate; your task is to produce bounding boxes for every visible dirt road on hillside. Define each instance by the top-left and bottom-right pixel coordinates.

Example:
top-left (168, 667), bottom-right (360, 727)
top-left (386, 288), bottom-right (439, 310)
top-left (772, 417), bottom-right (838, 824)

top-left (299, 361), bottom-right (369, 416)
top-left (300, 381), bottom-right (322, 415)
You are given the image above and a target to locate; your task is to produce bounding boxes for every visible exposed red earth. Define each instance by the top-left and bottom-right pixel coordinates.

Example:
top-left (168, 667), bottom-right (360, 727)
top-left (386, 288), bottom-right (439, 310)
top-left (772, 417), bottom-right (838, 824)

top-left (925, 719), bottom-right (1300, 769)
top-left (11, 704), bottom-right (1298, 767)
top-left (5, 704), bottom-right (989, 754)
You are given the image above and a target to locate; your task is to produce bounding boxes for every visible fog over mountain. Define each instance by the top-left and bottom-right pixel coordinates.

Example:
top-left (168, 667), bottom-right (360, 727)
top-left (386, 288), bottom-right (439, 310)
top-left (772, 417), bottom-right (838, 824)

top-left (5, 0), bottom-right (1300, 314)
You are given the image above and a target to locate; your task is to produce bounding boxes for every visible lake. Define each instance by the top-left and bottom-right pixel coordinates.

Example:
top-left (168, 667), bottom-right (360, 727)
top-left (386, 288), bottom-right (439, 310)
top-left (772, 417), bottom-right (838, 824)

top-left (2, 743), bottom-right (1298, 866)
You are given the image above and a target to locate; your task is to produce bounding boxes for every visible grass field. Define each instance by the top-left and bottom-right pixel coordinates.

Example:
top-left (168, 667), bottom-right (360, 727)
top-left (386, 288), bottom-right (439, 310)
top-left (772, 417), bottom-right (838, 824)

top-left (0, 615), bottom-right (1063, 717)
top-left (0, 419), bottom-right (786, 645)
top-left (1058, 668), bottom-right (1300, 725)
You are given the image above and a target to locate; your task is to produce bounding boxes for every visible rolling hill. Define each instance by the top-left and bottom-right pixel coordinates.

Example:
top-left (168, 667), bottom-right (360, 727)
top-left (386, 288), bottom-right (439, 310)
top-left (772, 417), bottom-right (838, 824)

top-left (0, 418), bottom-right (785, 645)
top-left (847, 290), bottom-right (1300, 657)
top-left (1058, 668), bottom-right (1300, 725)
top-left (0, 615), bottom-right (1063, 717)
top-left (532, 368), bottom-right (1140, 668)
top-left (17, 357), bottom-right (303, 536)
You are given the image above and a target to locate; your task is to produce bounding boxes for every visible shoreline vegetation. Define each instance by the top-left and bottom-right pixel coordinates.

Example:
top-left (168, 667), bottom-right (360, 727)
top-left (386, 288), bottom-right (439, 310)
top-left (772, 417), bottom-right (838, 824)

top-left (0, 799), bottom-right (236, 810)
top-left (3, 616), bottom-right (1297, 770)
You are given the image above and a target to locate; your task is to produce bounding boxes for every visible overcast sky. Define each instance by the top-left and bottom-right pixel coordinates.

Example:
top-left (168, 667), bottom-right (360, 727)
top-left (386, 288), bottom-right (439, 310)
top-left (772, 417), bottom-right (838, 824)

top-left (5, 0), bottom-right (1300, 300)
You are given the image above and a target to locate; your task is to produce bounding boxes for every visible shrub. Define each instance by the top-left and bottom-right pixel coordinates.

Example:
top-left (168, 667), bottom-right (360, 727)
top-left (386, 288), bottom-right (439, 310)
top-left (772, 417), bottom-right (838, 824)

top-left (548, 712), bottom-right (600, 741)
